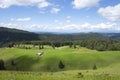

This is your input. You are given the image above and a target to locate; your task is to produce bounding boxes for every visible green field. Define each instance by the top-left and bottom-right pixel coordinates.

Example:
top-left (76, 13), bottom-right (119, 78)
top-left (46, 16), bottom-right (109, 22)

top-left (0, 46), bottom-right (120, 80)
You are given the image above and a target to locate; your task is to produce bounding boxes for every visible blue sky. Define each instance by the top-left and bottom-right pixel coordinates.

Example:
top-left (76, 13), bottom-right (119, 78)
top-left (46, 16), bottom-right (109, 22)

top-left (0, 0), bottom-right (120, 33)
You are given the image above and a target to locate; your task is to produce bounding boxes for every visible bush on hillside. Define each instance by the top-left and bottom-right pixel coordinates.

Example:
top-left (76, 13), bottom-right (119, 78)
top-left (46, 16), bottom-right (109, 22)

top-left (93, 64), bottom-right (97, 70)
top-left (58, 61), bottom-right (65, 69)
top-left (0, 59), bottom-right (6, 70)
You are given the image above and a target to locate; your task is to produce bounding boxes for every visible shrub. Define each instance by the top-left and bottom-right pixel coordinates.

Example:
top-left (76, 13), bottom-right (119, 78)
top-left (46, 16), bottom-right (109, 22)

top-left (0, 59), bottom-right (6, 70)
top-left (58, 61), bottom-right (65, 69)
top-left (11, 59), bottom-right (16, 66)
top-left (93, 64), bottom-right (97, 70)
top-left (77, 72), bottom-right (83, 78)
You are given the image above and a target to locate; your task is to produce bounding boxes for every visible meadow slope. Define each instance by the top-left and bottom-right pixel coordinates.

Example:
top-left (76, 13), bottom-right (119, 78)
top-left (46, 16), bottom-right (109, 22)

top-left (0, 46), bottom-right (120, 80)
top-left (0, 46), bottom-right (120, 71)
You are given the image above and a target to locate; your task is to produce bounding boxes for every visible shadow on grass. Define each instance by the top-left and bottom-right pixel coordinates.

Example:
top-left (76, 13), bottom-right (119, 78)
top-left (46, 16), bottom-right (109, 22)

top-left (4, 55), bottom-right (63, 72)
top-left (5, 55), bottom-right (40, 71)
top-left (39, 57), bottom-right (61, 72)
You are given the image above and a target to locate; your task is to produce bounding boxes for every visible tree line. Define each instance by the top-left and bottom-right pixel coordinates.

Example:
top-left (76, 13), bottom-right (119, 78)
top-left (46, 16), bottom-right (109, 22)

top-left (3, 40), bottom-right (120, 51)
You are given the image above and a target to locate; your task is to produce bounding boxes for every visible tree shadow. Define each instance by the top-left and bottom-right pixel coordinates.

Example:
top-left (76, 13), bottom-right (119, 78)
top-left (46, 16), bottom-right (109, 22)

top-left (4, 55), bottom-right (66, 72)
top-left (5, 55), bottom-right (40, 71)
top-left (39, 57), bottom-right (62, 72)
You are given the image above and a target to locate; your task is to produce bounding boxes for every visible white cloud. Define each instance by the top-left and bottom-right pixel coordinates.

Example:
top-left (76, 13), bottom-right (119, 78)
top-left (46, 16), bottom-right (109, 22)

top-left (0, 0), bottom-right (50, 8)
top-left (0, 22), bottom-right (119, 32)
top-left (98, 4), bottom-right (120, 22)
top-left (38, 0), bottom-right (51, 8)
top-left (66, 16), bottom-right (72, 23)
top-left (43, 22), bottom-right (119, 32)
top-left (66, 16), bottom-right (72, 19)
top-left (51, 7), bottom-right (60, 14)
top-left (66, 20), bottom-right (71, 23)
top-left (90, 22), bottom-right (116, 30)
top-left (16, 18), bottom-right (31, 22)
top-left (0, 0), bottom-right (12, 8)
top-left (0, 22), bottom-right (21, 29)
top-left (54, 19), bottom-right (63, 25)
top-left (72, 0), bottom-right (100, 9)
top-left (29, 22), bottom-right (120, 32)
top-left (10, 17), bottom-right (31, 22)
top-left (0, 0), bottom-right (61, 14)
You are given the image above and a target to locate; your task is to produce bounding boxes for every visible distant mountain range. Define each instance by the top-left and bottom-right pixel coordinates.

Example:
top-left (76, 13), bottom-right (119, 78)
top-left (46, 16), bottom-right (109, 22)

top-left (0, 27), bottom-right (120, 44)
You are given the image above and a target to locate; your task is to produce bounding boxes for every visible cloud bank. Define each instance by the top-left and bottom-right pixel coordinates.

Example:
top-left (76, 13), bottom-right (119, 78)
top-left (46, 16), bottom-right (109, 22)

top-left (11, 17), bottom-right (31, 22)
top-left (0, 0), bottom-right (50, 8)
top-left (0, 22), bottom-right (119, 32)
top-left (98, 4), bottom-right (120, 22)
top-left (72, 0), bottom-right (100, 9)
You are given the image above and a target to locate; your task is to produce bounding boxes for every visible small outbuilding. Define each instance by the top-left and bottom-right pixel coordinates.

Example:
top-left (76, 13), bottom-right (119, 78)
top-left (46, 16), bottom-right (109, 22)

top-left (37, 52), bottom-right (44, 57)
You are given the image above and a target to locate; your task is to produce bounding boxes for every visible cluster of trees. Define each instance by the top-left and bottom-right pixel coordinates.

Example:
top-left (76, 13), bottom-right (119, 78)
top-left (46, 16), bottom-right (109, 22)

top-left (79, 40), bottom-right (120, 51)
top-left (3, 40), bottom-right (120, 51)
top-left (1, 27), bottom-right (120, 49)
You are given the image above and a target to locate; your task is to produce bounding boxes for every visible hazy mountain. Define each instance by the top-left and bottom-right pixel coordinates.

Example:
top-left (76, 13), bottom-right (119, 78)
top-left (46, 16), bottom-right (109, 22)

top-left (0, 27), bottom-right (120, 44)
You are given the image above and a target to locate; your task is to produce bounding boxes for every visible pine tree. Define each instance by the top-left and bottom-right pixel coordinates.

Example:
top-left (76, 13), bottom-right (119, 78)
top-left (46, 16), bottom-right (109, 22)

top-left (59, 61), bottom-right (65, 69)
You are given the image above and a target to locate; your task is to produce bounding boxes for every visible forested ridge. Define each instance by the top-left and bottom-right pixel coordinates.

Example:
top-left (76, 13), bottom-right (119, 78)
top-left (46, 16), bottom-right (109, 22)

top-left (0, 27), bottom-right (39, 46)
top-left (0, 27), bottom-right (120, 42)
top-left (0, 27), bottom-right (120, 51)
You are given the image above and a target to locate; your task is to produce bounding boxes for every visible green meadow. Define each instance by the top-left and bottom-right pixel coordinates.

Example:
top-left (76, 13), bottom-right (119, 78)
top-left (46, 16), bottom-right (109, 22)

top-left (0, 46), bottom-right (120, 80)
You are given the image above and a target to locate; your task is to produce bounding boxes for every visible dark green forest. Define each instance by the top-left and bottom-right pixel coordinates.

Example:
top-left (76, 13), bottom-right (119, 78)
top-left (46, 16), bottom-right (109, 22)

top-left (0, 27), bottom-right (39, 47)
top-left (0, 27), bottom-right (120, 51)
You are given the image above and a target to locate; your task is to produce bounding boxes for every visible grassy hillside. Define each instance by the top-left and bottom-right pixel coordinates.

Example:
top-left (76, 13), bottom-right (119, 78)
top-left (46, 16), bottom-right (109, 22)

top-left (0, 46), bottom-right (120, 72)
top-left (0, 68), bottom-right (120, 80)
top-left (0, 46), bottom-right (120, 80)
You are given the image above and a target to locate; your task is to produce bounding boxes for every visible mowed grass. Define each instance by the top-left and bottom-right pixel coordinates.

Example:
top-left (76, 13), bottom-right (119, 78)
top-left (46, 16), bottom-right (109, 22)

top-left (0, 46), bottom-right (120, 80)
